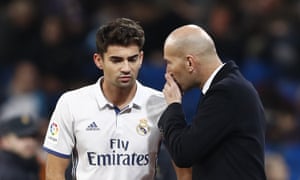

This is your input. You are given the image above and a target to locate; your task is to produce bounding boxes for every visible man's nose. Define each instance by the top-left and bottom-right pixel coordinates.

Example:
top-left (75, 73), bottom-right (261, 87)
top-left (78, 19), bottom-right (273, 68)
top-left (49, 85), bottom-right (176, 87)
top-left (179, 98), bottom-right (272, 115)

top-left (121, 61), bottom-right (130, 72)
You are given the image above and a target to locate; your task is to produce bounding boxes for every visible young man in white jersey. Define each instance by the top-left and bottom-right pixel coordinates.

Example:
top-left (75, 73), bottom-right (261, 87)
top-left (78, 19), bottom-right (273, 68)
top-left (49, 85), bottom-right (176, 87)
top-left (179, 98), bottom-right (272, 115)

top-left (43, 18), bottom-right (191, 180)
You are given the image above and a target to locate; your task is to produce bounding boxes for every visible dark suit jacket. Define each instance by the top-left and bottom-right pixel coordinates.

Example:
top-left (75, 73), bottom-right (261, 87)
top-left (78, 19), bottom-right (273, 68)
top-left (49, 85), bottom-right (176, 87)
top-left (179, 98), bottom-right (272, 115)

top-left (158, 61), bottom-right (266, 180)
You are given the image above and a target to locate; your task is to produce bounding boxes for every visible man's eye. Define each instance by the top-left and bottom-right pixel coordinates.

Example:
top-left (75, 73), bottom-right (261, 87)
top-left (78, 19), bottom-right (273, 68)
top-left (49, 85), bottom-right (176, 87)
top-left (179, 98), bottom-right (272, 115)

top-left (111, 58), bottom-right (123, 63)
top-left (128, 56), bottom-right (138, 62)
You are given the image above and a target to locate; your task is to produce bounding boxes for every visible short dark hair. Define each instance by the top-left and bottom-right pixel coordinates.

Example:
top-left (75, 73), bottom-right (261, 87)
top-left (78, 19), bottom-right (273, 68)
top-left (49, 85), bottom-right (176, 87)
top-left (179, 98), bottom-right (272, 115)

top-left (95, 18), bottom-right (145, 56)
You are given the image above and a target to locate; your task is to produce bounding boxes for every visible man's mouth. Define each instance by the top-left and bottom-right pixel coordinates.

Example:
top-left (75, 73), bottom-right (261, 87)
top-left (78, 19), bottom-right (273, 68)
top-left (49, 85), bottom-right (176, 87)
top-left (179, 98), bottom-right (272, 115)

top-left (119, 76), bottom-right (131, 82)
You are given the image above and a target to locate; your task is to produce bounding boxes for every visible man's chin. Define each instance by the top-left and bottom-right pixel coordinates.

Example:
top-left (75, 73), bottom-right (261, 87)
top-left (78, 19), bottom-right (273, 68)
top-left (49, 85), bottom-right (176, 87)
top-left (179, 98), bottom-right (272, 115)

top-left (118, 81), bottom-right (135, 88)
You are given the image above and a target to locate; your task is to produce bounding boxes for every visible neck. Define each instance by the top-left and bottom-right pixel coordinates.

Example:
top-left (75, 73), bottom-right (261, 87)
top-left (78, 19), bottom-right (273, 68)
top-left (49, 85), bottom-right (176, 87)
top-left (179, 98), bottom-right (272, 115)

top-left (101, 80), bottom-right (137, 109)
top-left (198, 56), bottom-right (222, 89)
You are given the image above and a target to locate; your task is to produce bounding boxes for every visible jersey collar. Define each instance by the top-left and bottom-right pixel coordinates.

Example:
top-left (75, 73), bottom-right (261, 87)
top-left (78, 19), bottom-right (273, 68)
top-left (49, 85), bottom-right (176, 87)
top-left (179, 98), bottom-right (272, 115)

top-left (94, 77), bottom-right (142, 110)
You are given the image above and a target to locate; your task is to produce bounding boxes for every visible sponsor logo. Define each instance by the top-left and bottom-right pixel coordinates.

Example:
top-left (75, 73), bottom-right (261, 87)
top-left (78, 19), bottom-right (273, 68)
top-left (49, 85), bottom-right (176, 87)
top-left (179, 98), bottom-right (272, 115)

top-left (87, 139), bottom-right (149, 166)
top-left (86, 121), bottom-right (100, 131)
top-left (87, 151), bottom-right (150, 166)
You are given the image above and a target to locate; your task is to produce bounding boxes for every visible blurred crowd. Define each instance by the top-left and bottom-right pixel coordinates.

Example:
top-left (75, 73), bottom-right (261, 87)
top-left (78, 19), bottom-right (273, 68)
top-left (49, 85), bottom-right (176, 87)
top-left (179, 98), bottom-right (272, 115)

top-left (0, 0), bottom-right (299, 179)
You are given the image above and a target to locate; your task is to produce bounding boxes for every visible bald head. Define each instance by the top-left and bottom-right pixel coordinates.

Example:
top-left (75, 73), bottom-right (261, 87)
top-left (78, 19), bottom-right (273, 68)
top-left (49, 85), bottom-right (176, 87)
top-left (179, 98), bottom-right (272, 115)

top-left (163, 25), bottom-right (222, 90)
top-left (164, 24), bottom-right (217, 60)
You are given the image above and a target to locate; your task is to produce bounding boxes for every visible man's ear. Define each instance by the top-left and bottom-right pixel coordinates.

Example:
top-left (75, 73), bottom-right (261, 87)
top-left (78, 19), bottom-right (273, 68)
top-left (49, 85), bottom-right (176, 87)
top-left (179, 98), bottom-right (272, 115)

top-left (139, 51), bottom-right (144, 66)
top-left (93, 53), bottom-right (103, 70)
top-left (185, 55), bottom-right (195, 72)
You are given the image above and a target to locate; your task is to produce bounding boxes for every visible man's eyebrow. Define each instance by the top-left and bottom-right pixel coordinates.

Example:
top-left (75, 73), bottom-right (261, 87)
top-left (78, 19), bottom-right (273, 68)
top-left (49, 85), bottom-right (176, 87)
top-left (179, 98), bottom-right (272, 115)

top-left (109, 54), bottom-right (139, 59)
top-left (128, 54), bottom-right (139, 59)
top-left (109, 54), bottom-right (139, 61)
top-left (109, 56), bottom-right (123, 59)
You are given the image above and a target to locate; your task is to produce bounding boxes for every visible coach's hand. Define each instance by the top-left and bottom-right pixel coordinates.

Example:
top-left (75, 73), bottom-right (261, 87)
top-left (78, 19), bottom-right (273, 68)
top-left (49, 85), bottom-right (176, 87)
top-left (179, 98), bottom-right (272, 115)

top-left (163, 73), bottom-right (182, 105)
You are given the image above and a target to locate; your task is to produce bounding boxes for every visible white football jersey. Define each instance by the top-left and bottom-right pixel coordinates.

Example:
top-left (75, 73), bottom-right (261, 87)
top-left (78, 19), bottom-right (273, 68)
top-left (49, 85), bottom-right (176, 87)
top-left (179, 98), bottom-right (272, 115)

top-left (43, 78), bottom-right (167, 180)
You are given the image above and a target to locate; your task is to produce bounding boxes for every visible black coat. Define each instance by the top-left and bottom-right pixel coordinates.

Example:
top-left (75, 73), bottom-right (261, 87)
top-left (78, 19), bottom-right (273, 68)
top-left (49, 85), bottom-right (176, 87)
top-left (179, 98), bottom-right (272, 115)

top-left (159, 61), bottom-right (266, 180)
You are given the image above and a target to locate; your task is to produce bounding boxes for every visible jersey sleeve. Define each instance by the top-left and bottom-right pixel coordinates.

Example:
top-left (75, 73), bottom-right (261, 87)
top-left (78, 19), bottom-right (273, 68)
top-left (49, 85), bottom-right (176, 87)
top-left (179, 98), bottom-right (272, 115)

top-left (146, 93), bottom-right (167, 127)
top-left (43, 93), bottom-right (75, 158)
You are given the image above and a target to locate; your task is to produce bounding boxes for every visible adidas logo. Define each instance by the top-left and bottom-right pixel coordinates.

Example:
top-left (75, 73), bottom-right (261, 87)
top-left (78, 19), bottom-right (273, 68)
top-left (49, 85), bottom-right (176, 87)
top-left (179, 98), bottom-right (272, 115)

top-left (86, 122), bottom-right (100, 131)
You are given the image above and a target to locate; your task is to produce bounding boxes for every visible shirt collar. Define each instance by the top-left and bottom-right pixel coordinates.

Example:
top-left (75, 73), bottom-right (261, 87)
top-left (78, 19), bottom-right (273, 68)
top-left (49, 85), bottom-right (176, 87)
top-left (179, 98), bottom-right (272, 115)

top-left (202, 63), bottom-right (225, 95)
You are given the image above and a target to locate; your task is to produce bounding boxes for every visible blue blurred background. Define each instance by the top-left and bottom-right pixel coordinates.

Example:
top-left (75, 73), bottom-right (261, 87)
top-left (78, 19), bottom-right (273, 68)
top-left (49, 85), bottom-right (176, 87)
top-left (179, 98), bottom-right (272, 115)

top-left (0, 0), bottom-right (299, 179)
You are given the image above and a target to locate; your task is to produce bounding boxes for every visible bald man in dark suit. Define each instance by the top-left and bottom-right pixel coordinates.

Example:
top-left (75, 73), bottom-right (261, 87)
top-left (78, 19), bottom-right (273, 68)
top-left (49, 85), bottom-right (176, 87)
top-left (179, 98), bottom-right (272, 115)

top-left (158, 24), bottom-right (266, 180)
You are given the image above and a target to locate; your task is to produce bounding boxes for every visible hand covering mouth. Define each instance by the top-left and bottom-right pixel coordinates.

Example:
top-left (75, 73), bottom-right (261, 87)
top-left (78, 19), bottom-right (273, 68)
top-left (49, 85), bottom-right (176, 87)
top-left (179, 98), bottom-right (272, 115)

top-left (171, 74), bottom-right (184, 95)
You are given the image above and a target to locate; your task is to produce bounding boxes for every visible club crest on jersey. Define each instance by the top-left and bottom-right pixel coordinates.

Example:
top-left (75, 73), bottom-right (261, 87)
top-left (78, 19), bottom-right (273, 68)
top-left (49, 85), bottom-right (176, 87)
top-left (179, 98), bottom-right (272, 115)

top-left (136, 119), bottom-right (150, 136)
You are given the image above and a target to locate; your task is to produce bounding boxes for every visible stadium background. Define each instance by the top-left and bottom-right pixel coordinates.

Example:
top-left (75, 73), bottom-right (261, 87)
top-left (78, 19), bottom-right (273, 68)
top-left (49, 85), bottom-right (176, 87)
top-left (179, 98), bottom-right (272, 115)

top-left (0, 0), bottom-right (299, 179)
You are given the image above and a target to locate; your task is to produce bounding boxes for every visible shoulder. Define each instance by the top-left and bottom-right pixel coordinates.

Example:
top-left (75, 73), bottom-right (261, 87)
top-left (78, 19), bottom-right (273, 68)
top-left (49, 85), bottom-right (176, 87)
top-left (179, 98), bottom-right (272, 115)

top-left (137, 81), bottom-right (164, 99)
top-left (213, 61), bottom-right (255, 93)
top-left (136, 81), bottom-right (167, 111)
top-left (137, 81), bottom-right (165, 100)
top-left (58, 83), bottom-right (97, 103)
top-left (137, 81), bottom-right (163, 95)
top-left (209, 70), bottom-right (258, 104)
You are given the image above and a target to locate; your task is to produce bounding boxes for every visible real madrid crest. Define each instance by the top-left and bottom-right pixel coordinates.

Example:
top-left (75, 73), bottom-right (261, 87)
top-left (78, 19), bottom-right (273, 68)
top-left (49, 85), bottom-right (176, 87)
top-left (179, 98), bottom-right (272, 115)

top-left (136, 119), bottom-right (150, 136)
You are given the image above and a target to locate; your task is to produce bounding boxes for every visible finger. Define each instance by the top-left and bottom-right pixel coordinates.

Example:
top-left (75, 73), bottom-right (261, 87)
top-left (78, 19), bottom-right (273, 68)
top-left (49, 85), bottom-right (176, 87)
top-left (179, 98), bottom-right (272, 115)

top-left (164, 73), bottom-right (171, 86)
top-left (165, 73), bottom-right (174, 82)
top-left (165, 73), bottom-right (175, 85)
